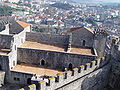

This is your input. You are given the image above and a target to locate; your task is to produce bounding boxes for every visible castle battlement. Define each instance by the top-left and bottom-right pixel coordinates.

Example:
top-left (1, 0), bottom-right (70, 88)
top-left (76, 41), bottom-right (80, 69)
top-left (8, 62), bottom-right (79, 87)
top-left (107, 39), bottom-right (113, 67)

top-left (18, 57), bottom-right (108, 90)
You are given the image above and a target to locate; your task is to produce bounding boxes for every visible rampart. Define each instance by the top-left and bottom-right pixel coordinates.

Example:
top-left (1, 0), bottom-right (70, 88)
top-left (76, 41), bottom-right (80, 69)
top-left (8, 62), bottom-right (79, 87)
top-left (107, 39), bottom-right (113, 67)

top-left (17, 47), bottom-right (97, 70)
top-left (108, 43), bottom-right (120, 89)
top-left (18, 57), bottom-right (109, 90)
top-left (26, 32), bottom-right (69, 48)
top-left (111, 44), bottom-right (120, 60)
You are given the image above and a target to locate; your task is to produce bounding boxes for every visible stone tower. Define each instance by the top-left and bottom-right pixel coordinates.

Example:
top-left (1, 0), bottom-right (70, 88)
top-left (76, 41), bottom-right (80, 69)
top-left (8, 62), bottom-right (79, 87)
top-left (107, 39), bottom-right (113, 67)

top-left (94, 28), bottom-right (107, 57)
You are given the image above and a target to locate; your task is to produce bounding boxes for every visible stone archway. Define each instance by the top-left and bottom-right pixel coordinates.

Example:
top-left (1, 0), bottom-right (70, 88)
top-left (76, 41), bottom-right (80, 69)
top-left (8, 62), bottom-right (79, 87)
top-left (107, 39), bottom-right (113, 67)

top-left (41, 60), bottom-right (45, 66)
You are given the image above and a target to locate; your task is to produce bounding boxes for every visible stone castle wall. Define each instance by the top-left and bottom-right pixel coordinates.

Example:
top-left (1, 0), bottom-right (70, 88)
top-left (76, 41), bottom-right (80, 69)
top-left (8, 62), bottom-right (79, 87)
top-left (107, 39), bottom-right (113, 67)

top-left (0, 55), bottom-right (9, 72)
top-left (94, 34), bottom-right (107, 57)
top-left (26, 32), bottom-right (69, 48)
top-left (17, 48), bottom-right (97, 70)
top-left (111, 44), bottom-right (120, 60)
top-left (108, 43), bottom-right (120, 89)
top-left (57, 64), bottom-right (109, 90)
top-left (71, 28), bottom-right (94, 47)
top-left (19, 58), bottom-right (110, 90)
top-left (8, 70), bottom-right (33, 85)
top-left (0, 34), bottom-right (13, 49)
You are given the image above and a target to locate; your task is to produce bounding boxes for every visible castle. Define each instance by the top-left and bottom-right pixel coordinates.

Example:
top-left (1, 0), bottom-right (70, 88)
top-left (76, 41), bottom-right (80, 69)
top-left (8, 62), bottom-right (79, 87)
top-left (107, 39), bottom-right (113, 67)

top-left (0, 18), bottom-right (119, 90)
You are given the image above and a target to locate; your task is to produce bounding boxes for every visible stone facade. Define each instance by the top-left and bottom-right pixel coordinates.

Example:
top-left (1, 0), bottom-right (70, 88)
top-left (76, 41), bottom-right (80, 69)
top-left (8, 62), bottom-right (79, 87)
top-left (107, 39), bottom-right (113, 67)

top-left (71, 27), bottom-right (94, 48)
top-left (0, 20), bottom-right (31, 87)
top-left (17, 48), bottom-right (97, 70)
top-left (108, 39), bottom-right (120, 90)
top-left (19, 58), bottom-right (110, 90)
top-left (0, 34), bottom-right (13, 49)
top-left (26, 32), bottom-right (69, 48)
top-left (57, 64), bottom-right (110, 90)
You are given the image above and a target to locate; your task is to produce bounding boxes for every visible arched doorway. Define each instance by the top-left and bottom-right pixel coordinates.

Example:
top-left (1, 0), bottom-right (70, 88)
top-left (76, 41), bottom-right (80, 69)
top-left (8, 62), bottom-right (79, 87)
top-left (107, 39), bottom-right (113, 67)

top-left (68, 63), bottom-right (73, 70)
top-left (27, 78), bottom-right (31, 85)
top-left (41, 60), bottom-right (45, 66)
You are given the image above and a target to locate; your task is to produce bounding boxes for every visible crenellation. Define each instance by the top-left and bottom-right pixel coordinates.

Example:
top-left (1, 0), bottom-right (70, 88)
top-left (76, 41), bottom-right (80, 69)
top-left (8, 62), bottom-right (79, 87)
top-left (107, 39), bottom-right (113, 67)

top-left (32, 58), bottom-right (108, 90)
top-left (19, 88), bottom-right (25, 90)
top-left (28, 84), bottom-right (36, 90)
top-left (79, 65), bottom-right (85, 73)
top-left (85, 63), bottom-right (91, 70)
top-left (91, 60), bottom-right (96, 67)
top-left (48, 77), bottom-right (55, 86)
top-left (56, 73), bottom-right (64, 82)
top-left (72, 68), bottom-right (78, 76)
top-left (39, 81), bottom-right (46, 90)
top-left (65, 70), bottom-right (72, 80)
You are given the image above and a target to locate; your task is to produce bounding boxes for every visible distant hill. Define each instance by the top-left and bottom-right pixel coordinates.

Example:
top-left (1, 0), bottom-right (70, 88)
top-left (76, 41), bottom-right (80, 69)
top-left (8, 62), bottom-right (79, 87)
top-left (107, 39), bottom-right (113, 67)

top-left (46, 0), bottom-right (75, 3)
top-left (47, 0), bottom-right (120, 3)
top-left (50, 2), bottom-right (74, 10)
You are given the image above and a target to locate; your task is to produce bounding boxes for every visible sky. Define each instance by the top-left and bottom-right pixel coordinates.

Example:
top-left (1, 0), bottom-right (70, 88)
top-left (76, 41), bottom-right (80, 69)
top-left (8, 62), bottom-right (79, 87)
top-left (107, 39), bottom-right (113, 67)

top-left (74, 0), bottom-right (120, 3)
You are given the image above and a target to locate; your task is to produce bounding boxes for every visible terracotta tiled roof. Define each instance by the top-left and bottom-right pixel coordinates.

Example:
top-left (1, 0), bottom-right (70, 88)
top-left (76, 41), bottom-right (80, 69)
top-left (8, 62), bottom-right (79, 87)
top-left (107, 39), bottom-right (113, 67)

top-left (70, 47), bottom-right (94, 55)
top-left (12, 64), bottom-right (63, 76)
top-left (70, 26), bottom-right (94, 34)
top-left (0, 49), bottom-right (11, 55)
top-left (16, 20), bottom-right (30, 28)
top-left (20, 41), bottom-right (65, 52)
top-left (70, 27), bottom-right (83, 32)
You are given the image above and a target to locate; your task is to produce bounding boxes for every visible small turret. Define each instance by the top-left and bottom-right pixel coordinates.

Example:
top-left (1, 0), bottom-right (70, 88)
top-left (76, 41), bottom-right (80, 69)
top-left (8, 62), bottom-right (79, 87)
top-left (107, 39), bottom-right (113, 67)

top-left (94, 28), bottom-right (108, 57)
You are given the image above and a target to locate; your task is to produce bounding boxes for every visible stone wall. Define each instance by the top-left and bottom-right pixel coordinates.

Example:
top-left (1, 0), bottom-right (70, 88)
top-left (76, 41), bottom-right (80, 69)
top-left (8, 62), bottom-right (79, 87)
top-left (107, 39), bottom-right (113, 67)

top-left (17, 48), bottom-right (97, 70)
top-left (0, 55), bottom-right (9, 72)
top-left (108, 44), bottom-right (120, 89)
top-left (94, 34), bottom-right (107, 57)
top-left (57, 64), bottom-right (109, 90)
top-left (26, 32), bottom-right (69, 48)
top-left (108, 60), bottom-right (120, 90)
top-left (9, 71), bottom-right (33, 85)
top-left (71, 28), bottom-right (94, 47)
top-left (19, 58), bottom-right (110, 90)
top-left (111, 44), bottom-right (120, 60)
top-left (0, 34), bottom-right (13, 49)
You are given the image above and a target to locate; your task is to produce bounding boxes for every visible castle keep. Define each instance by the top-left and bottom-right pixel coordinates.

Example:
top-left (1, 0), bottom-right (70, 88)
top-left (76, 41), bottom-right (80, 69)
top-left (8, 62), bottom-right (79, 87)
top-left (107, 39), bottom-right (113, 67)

top-left (0, 18), bottom-right (118, 90)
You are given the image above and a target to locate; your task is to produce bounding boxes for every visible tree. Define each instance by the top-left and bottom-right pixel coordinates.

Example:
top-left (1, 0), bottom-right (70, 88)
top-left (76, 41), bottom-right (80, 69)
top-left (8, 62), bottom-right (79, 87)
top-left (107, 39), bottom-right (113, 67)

top-left (0, 5), bottom-right (12, 16)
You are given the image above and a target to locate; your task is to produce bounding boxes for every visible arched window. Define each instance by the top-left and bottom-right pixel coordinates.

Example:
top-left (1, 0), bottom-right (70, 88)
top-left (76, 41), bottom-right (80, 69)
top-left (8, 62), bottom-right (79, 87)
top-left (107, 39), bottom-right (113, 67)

top-left (41, 60), bottom-right (45, 66)
top-left (82, 40), bottom-right (86, 46)
top-left (68, 63), bottom-right (73, 70)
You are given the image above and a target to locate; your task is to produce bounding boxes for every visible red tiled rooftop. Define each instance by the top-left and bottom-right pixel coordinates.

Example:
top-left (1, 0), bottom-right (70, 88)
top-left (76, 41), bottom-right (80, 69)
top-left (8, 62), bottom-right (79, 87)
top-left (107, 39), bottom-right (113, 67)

top-left (20, 41), bottom-right (65, 52)
top-left (69, 47), bottom-right (94, 55)
top-left (20, 41), bottom-right (95, 55)
top-left (0, 49), bottom-right (11, 55)
top-left (12, 64), bottom-right (63, 76)
top-left (16, 20), bottom-right (30, 28)
top-left (70, 27), bottom-right (94, 34)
